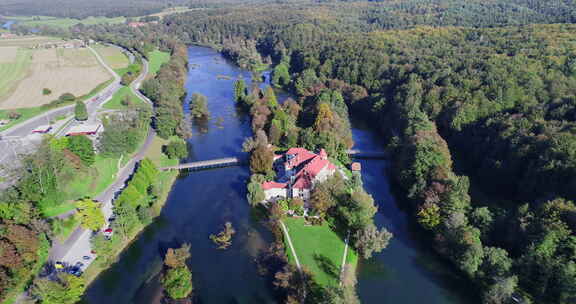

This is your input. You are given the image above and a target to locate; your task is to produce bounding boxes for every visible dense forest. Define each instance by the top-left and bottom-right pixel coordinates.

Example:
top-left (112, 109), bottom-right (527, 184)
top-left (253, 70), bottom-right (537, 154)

top-left (8, 0), bottom-right (576, 303)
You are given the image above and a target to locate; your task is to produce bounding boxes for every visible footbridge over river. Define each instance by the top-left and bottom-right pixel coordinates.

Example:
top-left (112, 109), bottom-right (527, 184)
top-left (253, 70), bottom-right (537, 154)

top-left (161, 149), bottom-right (385, 171)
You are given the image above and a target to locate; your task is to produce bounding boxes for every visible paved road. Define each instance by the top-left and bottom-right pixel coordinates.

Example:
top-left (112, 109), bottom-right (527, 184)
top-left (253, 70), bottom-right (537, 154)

top-left (0, 45), bottom-right (122, 189)
top-left (49, 129), bottom-right (155, 263)
top-left (48, 50), bottom-right (154, 269)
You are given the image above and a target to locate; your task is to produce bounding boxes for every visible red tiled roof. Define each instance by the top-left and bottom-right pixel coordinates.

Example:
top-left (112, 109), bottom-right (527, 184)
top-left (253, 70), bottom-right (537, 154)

top-left (265, 147), bottom-right (337, 191)
top-left (262, 181), bottom-right (287, 190)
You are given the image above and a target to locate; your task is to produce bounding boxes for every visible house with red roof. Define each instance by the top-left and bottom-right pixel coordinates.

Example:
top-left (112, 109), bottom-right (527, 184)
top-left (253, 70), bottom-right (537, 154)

top-left (262, 147), bottom-right (338, 202)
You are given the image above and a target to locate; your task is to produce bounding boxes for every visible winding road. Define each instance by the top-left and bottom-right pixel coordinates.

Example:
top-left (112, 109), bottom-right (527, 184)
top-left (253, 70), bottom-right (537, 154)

top-left (9, 44), bottom-right (156, 303)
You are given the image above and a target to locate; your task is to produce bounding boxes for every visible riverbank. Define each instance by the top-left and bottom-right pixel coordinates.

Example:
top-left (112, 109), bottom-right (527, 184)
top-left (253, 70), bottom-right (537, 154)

top-left (82, 135), bottom-right (180, 284)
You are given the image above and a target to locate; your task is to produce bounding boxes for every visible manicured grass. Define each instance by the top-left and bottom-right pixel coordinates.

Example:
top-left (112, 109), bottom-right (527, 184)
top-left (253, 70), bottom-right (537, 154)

top-left (147, 49), bottom-right (170, 77)
top-left (102, 86), bottom-right (144, 110)
top-left (283, 217), bottom-right (355, 287)
top-left (0, 48), bottom-right (32, 100)
top-left (93, 45), bottom-right (130, 70)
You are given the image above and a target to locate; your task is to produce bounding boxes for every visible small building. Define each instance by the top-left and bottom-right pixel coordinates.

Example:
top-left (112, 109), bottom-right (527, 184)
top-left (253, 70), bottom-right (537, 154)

top-left (31, 125), bottom-right (52, 134)
top-left (66, 124), bottom-right (102, 136)
top-left (351, 162), bottom-right (361, 172)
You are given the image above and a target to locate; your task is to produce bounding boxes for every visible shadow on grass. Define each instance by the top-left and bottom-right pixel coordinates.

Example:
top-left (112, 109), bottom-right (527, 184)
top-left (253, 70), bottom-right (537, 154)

top-left (313, 253), bottom-right (339, 279)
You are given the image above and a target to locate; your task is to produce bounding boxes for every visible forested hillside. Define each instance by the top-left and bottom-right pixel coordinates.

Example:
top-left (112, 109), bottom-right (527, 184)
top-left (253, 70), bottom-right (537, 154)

top-left (152, 4), bottom-right (576, 303)
top-left (16, 0), bottom-right (576, 303)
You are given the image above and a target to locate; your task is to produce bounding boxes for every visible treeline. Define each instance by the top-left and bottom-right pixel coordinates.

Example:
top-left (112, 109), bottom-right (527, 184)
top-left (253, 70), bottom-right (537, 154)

top-left (0, 0), bottom-right (185, 18)
top-left (141, 44), bottom-right (190, 139)
top-left (92, 158), bottom-right (161, 268)
top-left (273, 25), bottom-right (576, 303)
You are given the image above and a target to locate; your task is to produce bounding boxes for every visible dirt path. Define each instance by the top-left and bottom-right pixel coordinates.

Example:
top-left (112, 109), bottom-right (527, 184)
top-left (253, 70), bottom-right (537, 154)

top-left (279, 220), bottom-right (301, 270)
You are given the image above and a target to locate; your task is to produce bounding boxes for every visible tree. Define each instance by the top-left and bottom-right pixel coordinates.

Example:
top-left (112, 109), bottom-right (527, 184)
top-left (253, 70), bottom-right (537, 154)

top-left (189, 93), bottom-right (210, 119)
top-left (32, 274), bottom-right (85, 304)
top-left (482, 276), bottom-right (518, 304)
top-left (67, 135), bottom-right (95, 166)
top-left (272, 62), bottom-right (291, 88)
top-left (165, 243), bottom-right (191, 268)
top-left (265, 86), bottom-right (278, 108)
top-left (247, 180), bottom-right (265, 205)
top-left (250, 145), bottom-right (273, 175)
top-left (42, 88), bottom-right (52, 95)
top-left (162, 266), bottom-right (193, 299)
top-left (470, 207), bottom-right (494, 235)
top-left (74, 100), bottom-right (88, 121)
top-left (165, 140), bottom-right (188, 159)
top-left (60, 93), bottom-right (76, 102)
top-left (417, 202), bottom-right (441, 230)
top-left (162, 243), bottom-right (193, 299)
top-left (75, 199), bottom-right (105, 231)
top-left (353, 223), bottom-right (393, 259)
top-left (310, 184), bottom-right (335, 217)
top-left (234, 78), bottom-right (247, 103)
top-left (209, 222), bottom-right (236, 249)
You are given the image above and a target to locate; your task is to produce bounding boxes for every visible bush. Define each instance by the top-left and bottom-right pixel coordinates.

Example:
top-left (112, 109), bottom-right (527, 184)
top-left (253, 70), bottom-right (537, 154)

top-left (8, 111), bottom-right (21, 120)
top-left (42, 88), bottom-right (52, 95)
top-left (67, 135), bottom-right (95, 166)
top-left (164, 141), bottom-right (188, 159)
top-left (74, 101), bottom-right (88, 121)
top-left (60, 93), bottom-right (76, 102)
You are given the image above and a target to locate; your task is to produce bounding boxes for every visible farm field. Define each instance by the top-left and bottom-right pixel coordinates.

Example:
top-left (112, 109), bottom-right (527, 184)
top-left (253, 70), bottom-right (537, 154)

top-left (283, 217), bottom-right (357, 287)
top-left (93, 44), bottom-right (130, 70)
top-left (0, 41), bottom-right (112, 109)
top-left (147, 6), bottom-right (196, 19)
top-left (3, 15), bottom-right (125, 28)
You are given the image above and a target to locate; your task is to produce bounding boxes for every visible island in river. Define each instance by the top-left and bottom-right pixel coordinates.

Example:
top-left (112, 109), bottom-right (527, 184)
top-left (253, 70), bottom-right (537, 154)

top-left (84, 46), bottom-right (477, 304)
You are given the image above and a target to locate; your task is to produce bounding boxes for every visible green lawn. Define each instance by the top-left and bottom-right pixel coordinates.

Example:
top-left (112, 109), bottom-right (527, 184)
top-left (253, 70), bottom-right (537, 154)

top-left (0, 48), bottom-right (32, 100)
top-left (102, 86), bottom-right (145, 110)
top-left (147, 49), bottom-right (170, 77)
top-left (7, 16), bottom-right (125, 28)
top-left (283, 217), bottom-right (357, 287)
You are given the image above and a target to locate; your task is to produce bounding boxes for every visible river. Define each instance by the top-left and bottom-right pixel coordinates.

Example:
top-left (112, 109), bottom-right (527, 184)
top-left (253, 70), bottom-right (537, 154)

top-left (85, 46), bottom-right (476, 303)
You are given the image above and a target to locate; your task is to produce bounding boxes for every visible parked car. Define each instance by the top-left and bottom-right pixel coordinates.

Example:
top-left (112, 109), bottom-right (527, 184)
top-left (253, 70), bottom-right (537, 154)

top-left (55, 262), bottom-right (64, 270)
top-left (82, 255), bottom-right (91, 260)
